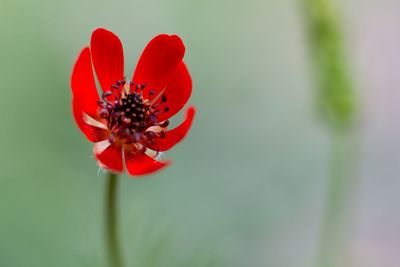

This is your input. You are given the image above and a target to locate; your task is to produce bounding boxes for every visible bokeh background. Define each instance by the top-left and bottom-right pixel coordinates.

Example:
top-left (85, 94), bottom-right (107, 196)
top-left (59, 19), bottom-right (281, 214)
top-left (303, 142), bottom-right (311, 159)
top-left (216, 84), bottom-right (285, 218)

top-left (1, 0), bottom-right (399, 266)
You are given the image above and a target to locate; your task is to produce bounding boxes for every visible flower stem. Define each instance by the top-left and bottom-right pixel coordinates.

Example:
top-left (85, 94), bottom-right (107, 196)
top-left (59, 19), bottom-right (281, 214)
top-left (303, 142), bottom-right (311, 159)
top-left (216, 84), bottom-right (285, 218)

top-left (105, 172), bottom-right (124, 267)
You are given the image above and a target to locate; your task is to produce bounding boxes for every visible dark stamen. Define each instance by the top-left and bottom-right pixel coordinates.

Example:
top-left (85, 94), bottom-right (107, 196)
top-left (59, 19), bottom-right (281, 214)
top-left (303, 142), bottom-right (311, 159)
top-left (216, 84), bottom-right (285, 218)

top-left (96, 78), bottom-right (166, 148)
top-left (160, 120), bottom-right (169, 128)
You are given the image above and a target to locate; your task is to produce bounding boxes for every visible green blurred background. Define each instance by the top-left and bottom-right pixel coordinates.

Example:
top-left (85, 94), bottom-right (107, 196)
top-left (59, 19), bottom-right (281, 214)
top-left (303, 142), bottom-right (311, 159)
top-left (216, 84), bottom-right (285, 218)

top-left (1, 0), bottom-right (399, 266)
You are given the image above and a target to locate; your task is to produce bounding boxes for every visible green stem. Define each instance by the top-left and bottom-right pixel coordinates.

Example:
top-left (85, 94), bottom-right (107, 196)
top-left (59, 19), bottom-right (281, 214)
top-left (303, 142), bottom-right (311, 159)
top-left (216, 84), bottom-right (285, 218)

top-left (105, 172), bottom-right (124, 267)
top-left (302, 0), bottom-right (355, 129)
top-left (301, 0), bottom-right (359, 265)
top-left (316, 131), bottom-right (356, 267)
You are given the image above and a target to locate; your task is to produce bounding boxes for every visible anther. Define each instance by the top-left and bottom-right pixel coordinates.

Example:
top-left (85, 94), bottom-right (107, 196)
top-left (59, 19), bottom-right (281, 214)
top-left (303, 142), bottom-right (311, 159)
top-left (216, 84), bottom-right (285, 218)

top-left (160, 120), bottom-right (169, 128)
top-left (100, 109), bottom-right (109, 118)
top-left (97, 100), bottom-right (105, 107)
top-left (133, 132), bottom-right (141, 142)
top-left (108, 135), bottom-right (115, 144)
top-left (146, 131), bottom-right (156, 138)
top-left (149, 115), bottom-right (157, 123)
top-left (102, 91), bottom-right (112, 98)
top-left (122, 117), bottom-right (131, 124)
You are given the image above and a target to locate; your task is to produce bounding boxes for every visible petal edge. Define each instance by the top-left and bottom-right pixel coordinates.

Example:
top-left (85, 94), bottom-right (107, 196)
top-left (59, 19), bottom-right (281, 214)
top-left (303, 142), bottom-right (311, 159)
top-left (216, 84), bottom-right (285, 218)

top-left (71, 47), bottom-right (109, 142)
top-left (125, 150), bottom-right (170, 176)
top-left (132, 34), bottom-right (185, 98)
top-left (156, 61), bottom-right (192, 122)
top-left (91, 28), bottom-right (124, 92)
top-left (149, 106), bottom-right (196, 152)
top-left (94, 142), bottom-right (123, 172)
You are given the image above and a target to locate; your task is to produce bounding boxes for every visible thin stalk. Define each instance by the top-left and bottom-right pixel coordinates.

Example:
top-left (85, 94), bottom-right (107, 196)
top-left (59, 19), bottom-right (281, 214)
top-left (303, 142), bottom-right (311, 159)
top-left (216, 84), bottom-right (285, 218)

top-left (316, 131), bottom-right (356, 267)
top-left (301, 0), bottom-right (359, 266)
top-left (105, 172), bottom-right (124, 267)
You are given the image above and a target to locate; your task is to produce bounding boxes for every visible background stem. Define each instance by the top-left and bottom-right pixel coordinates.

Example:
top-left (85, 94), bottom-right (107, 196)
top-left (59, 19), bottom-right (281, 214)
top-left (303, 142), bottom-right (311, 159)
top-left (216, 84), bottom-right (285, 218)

top-left (105, 172), bottom-right (124, 267)
top-left (301, 0), bottom-right (358, 266)
top-left (316, 131), bottom-right (357, 267)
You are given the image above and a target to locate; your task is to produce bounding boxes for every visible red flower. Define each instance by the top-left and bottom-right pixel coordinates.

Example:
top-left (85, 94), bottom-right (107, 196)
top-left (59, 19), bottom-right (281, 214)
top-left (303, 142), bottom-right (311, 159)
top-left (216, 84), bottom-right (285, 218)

top-left (71, 28), bottom-right (195, 176)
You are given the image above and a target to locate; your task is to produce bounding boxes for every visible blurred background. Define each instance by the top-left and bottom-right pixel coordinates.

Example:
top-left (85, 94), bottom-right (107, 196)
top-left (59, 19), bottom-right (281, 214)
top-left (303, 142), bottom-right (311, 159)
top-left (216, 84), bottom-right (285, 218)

top-left (0, 0), bottom-right (399, 266)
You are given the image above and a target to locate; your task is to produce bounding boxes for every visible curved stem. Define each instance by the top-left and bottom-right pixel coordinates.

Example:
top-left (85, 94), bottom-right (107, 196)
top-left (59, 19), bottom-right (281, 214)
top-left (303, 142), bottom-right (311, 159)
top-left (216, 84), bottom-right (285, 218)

top-left (105, 172), bottom-right (124, 267)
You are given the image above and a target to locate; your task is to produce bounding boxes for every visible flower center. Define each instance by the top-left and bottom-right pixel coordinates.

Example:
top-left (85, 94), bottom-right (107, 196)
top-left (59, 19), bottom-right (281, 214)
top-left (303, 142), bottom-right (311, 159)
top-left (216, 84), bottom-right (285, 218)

top-left (97, 79), bottom-right (169, 149)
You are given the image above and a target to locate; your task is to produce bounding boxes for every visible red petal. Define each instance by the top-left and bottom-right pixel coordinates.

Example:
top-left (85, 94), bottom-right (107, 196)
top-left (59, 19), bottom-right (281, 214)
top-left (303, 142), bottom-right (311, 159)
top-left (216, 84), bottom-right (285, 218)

top-left (125, 150), bottom-right (170, 176)
top-left (149, 106), bottom-right (196, 152)
top-left (72, 100), bottom-right (109, 142)
top-left (157, 62), bottom-right (192, 122)
top-left (94, 142), bottom-right (123, 172)
top-left (71, 47), bottom-right (99, 116)
top-left (132, 34), bottom-right (185, 98)
top-left (91, 28), bottom-right (124, 92)
top-left (71, 47), bottom-right (109, 142)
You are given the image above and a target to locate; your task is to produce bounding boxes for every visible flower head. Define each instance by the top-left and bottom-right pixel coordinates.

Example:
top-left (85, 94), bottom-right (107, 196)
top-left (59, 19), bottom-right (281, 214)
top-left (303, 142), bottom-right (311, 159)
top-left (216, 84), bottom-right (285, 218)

top-left (71, 28), bottom-right (195, 176)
